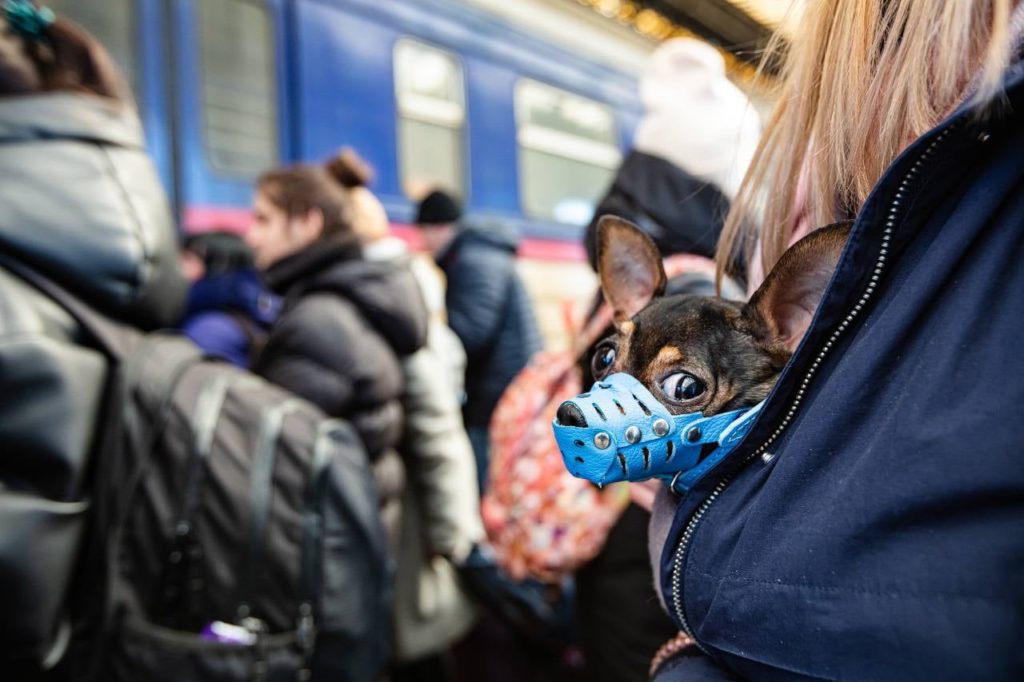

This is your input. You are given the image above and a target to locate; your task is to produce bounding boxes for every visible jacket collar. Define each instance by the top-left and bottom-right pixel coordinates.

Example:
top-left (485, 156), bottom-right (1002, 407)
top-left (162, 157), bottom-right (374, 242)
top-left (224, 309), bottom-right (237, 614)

top-left (264, 240), bottom-right (361, 296)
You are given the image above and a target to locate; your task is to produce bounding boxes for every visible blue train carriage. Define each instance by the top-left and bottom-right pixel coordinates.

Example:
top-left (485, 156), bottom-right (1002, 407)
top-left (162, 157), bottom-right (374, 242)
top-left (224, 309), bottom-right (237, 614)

top-left (49, 0), bottom-right (651, 348)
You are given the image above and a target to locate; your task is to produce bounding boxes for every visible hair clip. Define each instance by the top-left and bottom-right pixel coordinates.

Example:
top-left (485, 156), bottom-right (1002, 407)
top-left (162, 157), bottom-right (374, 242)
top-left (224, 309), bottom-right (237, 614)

top-left (3, 1), bottom-right (55, 41)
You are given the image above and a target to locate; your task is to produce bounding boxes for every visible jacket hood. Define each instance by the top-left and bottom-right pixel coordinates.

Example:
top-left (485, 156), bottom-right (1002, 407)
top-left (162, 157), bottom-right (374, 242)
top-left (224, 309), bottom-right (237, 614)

top-left (441, 221), bottom-right (520, 261)
top-left (268, 241), bottom-right (428, 354)
top-left (185, 268), bottom-right (280, 327)
top-left (0, 93), bottom-right (187, 329)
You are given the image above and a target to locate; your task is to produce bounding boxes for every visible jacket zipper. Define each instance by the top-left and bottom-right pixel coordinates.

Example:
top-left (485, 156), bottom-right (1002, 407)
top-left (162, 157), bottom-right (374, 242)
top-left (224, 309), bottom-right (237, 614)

top-left (670, 123), bottom-right (960, 647)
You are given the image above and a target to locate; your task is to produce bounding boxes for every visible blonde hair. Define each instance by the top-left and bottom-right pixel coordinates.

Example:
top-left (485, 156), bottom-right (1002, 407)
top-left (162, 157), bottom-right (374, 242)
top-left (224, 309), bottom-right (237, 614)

top-left (717, 0), bottom-right (1017, 285)
top-left (348, 186), bottom-right (391, 244)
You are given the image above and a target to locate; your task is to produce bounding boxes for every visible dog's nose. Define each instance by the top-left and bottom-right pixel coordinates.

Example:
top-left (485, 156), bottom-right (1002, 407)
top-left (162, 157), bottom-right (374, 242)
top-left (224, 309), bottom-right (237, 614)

top-left (556, 401), bottom-right (588, 428)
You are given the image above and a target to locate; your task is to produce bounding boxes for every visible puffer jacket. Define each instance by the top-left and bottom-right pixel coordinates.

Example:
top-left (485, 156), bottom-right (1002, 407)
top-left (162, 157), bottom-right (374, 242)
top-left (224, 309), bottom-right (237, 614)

top-left (436, 223), bottom-right (542, 429)
top-left (583, 150), bottom-right (729, 271)
top-left (255, 241), bottom-right (428, 454)
top-left (254, 241), bottom-right (428, 548)
top-left (0, 93), bottom-right (187, 672)
top-left (651, 58), bottom-right (1024, 681)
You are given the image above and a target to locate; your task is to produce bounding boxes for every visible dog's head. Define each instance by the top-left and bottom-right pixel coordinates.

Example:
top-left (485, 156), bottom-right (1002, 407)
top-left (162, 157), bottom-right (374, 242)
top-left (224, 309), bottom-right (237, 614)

top-left (558, 215), bottom-right (850, 429)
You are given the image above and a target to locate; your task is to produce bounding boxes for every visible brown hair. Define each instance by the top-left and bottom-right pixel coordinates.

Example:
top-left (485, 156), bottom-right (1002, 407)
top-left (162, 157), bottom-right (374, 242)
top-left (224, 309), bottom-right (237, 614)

top-left (326, 147), bottom-right (374, 189)
top-left (716, 0), bottom-right (1017, 286)
top-left (326, 147), bottom-right (393, 245)
top-left (257, 150), bottom-right (367, 246)
top-left (0, 7), bottom-right (130, 102)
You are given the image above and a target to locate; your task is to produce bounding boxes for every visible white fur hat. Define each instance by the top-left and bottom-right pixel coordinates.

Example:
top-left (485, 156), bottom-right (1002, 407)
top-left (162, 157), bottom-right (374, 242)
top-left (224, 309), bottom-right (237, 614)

top-left (633, 38), bottom-right (761, 200)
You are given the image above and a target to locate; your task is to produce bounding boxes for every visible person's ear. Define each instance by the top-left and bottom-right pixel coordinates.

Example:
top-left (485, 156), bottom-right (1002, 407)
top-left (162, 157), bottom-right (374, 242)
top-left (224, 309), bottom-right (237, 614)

top-left (744, 221), bottom-right (852, 353)
top-left (291, 208), bottom-right (325, 246)
top-left (597, 215), bottom-right (667, 325)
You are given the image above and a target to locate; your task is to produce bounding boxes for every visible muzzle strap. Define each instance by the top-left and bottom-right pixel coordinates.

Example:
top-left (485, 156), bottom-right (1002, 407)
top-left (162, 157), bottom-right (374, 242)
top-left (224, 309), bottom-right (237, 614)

top-left (553, 373), bottom-right (764, 495)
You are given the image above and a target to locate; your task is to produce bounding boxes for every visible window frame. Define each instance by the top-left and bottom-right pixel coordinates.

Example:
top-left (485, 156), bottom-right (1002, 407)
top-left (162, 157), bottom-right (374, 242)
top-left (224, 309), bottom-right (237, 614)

top-left (197, 0), bottom-right (280, 179)
top-left (513, 78), bottom-right (621, 223)
top-left (393, 37), bottom-right (469, 199)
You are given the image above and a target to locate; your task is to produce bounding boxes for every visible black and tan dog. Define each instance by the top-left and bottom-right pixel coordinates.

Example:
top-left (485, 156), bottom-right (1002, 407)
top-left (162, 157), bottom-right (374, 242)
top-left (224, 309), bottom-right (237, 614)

top-left (556, 215), bottom-right (851, 613)
top-left (559, 215), bottom-right (851, 431)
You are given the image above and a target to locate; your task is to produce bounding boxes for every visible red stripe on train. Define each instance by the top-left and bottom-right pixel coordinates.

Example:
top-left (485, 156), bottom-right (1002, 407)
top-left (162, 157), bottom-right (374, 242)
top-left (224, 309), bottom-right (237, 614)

top-left (184, 205), bottom-right (587, 262)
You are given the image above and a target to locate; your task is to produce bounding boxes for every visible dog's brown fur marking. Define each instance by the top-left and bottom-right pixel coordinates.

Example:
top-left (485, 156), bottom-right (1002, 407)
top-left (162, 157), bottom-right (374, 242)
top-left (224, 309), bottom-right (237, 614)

top-left (593, 217), bottom-right (853, 418)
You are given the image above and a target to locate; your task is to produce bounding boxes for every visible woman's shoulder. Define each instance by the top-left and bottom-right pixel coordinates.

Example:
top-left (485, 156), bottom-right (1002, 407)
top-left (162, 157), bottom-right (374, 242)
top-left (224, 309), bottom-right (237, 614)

top-left (275, 291), bottom-right (364, 338)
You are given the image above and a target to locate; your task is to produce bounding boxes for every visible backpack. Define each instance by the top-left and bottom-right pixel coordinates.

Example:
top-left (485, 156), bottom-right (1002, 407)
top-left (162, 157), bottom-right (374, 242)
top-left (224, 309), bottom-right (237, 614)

top-left (6, 262), bottom-right (391, 682)
top-left (482, 304), bottom-right (630, 584)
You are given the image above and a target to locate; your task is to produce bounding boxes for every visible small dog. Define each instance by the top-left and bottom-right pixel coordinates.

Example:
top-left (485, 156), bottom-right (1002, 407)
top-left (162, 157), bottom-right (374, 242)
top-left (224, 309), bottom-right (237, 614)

top-left (557, 215), bottom-right (850, 436)
top-left (554, 215), bottom-right (851, 592)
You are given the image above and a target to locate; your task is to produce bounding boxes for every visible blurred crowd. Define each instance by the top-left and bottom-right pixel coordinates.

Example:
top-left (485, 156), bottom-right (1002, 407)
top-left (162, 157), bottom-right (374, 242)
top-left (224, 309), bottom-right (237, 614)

top-left (3, 1), bottom-right (1023, 681)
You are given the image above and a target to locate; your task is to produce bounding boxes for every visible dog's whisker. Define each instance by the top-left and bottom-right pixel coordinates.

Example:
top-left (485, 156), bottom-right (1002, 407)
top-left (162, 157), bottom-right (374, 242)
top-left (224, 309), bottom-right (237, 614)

top-left (613, 399), bottom-right (626, 415)
top-left (593, 403), bottom-right (607, 421)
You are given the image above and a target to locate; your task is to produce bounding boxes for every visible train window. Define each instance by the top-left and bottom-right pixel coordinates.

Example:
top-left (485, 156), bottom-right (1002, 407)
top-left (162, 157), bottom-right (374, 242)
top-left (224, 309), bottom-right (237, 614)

top-left (198, 0), bottom-right (278, 177)
top-left (394, 40), bottom-right (466, 199)
top-left (48, 0), bottom-right (137, 94)
top-left (514, 80), bottom-right (620, 225)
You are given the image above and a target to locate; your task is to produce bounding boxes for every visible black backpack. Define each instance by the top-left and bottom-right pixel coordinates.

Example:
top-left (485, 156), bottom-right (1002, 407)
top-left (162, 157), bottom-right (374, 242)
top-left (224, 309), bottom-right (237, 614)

top-left (7, 263), bottom-right (391, 682)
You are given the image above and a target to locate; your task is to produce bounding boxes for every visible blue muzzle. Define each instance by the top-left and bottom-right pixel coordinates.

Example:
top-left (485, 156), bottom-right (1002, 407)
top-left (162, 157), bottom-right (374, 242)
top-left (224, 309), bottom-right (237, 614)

top-left (552, 373), bottom-right (763, 495)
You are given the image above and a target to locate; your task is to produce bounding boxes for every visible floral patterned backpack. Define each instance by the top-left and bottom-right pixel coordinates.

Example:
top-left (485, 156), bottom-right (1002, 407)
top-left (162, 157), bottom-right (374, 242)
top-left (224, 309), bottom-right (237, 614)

top-left (481, 302), bottom-right (629, 583)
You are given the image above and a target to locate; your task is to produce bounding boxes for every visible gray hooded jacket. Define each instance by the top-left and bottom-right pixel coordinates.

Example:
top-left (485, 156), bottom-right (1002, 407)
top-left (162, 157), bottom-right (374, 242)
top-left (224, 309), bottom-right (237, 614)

top-left (0, 93), bottom-right (186, 670)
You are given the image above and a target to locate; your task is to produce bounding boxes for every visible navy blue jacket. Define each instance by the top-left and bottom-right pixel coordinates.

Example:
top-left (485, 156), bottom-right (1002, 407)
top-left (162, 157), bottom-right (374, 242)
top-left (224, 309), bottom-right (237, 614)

top-left (437, 223), bottom-right (542, 428)
top-left (655, 64), bottom-right (1024, 680)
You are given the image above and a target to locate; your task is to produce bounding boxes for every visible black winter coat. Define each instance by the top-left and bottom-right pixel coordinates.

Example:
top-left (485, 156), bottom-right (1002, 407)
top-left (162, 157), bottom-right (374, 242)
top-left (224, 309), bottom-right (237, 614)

top-left (583, 150), bottom-right (729, 271)
top-left (0, 93), bottom-right (187, 672)
top-left (654, 59), bottom-right (1024, 681)
top-left (254, 241), bottom-right (429, 457)
top-left (436, 224), bottom-right (542, 429)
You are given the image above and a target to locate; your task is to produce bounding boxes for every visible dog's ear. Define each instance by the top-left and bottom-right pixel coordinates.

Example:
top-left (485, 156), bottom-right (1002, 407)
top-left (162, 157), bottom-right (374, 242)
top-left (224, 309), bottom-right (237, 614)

top-left (745, 221), bottom-right (852, 353)
top-left (597, 215), bottom-right (667, 324)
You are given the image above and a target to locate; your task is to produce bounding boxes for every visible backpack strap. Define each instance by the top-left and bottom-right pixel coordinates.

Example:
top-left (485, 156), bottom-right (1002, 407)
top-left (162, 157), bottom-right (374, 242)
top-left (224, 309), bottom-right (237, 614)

top-left (0, 253), bottom-right (137, 360)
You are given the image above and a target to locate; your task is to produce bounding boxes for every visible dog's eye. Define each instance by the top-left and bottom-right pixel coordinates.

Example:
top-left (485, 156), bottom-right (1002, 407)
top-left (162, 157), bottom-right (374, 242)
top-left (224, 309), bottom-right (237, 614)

top-left (661, 373), bottom-right (705, 401)
top-left (591, 344), bottom-right (616, 378)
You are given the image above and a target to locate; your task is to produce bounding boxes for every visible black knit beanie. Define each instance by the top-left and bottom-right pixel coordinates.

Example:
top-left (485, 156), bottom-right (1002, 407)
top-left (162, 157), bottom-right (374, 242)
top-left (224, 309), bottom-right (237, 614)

top-left (415, 190), bottom-right (461, 226)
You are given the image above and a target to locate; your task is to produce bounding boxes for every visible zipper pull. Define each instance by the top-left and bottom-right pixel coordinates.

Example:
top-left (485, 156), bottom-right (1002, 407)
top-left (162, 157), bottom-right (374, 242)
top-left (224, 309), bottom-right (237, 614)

top-left (241, 615), bottom-right (268, 682)
top-left (295, 603), bottom-right (316, 682)
top-left (295, 602), bottom-right (315, 651)
top-left (241, 615), bottom-right (266, 637)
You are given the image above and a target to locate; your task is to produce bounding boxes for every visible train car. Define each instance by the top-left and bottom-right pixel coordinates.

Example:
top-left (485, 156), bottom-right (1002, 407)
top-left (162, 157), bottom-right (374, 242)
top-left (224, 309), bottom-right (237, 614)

top-left (48, 0), bottom-right (661, 347)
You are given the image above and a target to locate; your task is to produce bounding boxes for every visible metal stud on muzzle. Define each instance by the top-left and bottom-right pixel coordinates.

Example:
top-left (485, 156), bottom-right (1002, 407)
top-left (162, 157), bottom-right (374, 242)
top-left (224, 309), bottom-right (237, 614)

top-left (552, 373), bottom-right (765, 494)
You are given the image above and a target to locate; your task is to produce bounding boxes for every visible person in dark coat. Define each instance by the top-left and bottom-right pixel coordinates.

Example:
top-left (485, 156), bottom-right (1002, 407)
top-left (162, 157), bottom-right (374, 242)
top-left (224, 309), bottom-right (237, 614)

top-left (649, 2), bottom-right (1024, 679)
top-left (415, 190), bottom-right (543, 492)
top-left (247, 151), bottom-right (428, 546)
top-left (180, 231), bottom-right (280, 367)
top-left (0, 7), bottom-right (186, 675)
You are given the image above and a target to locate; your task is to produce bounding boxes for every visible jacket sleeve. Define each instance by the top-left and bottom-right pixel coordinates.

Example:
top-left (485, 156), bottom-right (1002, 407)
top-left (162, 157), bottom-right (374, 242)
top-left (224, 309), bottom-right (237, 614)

top-left (182, 312), bottom-right (250, 367)
top-left (444, 248), bottom-right (512, 358)
top-left (399, 327), bottom-right (484, 558)
top-left (654, 653), bottom-right (743, 681)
